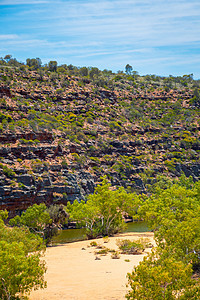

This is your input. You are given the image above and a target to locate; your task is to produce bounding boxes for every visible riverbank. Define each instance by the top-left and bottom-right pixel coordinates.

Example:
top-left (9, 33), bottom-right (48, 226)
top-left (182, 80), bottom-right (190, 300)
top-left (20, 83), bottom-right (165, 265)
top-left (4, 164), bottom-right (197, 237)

top-left (30, 232), bottom-right (155, 300)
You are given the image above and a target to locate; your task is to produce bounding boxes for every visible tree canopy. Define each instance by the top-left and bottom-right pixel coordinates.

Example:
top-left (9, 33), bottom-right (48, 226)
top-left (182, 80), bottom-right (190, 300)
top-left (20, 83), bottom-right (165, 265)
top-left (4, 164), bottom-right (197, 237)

top-left (138, 179), bottom-right (200, 264)
top-left (9, 203), bottom-right (51, 239)
top-left (126, 177), bottom-right (200, 299)
top-left (126, 248), bottom-right (200, 300)
top-left (9, 203), bottom-right (68, 244)
top-left (48, 60), bottom-right (57, 72)
top-left (26, 58), bottom-right (42, 70)
top-left (125, 64), bottom-right (133, 75)
top-left (0, 211), bottom-right (46, 299)
top-left (66, 176), bottom-right (140, 238)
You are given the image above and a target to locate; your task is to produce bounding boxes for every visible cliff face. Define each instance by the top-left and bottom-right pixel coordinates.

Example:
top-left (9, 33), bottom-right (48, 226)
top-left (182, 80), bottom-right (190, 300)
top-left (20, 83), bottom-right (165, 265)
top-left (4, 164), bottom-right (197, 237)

top-left (0, 66), bottom-right (199, 216)
top-left (0, 164), bottom-right (94, 218)
top-left (0, 131), bottom-right (199, 217)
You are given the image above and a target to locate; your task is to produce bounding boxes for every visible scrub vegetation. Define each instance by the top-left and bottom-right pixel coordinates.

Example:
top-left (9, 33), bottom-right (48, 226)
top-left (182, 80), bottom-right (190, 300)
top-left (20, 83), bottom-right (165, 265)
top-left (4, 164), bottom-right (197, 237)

top-left (0, 56), bottom-right (199, 299)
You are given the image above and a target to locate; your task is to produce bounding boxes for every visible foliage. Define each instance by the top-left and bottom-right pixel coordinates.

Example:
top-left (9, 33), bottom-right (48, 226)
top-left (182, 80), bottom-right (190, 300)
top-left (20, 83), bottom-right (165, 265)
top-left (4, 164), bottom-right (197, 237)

top-left (126, 248), bottom-right (200, 300)
top-left (48, 60), bottom-right (57, 72)
top-left (26, 58), bottom-right (42, 70)
top-left (46, 204), bottom-right (68, 225)
top-left (126, 178), bottom-right (200, 299)
top-left (111, 251), bottom-right (120, 259)
top-left (125, 64), bottom-right (133, 75)
top-left (117, 238), bottom-right (151, 255)
top-left (66, 176), bottom-right (139, 238)
top-left (0, 241), bottom-right (46, 299)
top-left (0, 211), bottom-right (46, 299)
top-left (95, 247), bottom-right (110, 255)
top-left (90, 241), bottom-right (97, 247)
top-left (9, 204), bottom-right (68, 244)
top-left (0, 112), bottom-right (13, 123)
top-left (138, 180), bottom-right (200, 264)
top-left (44, 205), bottom-right (69, 242)
top-left (0, 163), bottom-right (15, 178)
top-left (0, 221), bottom-right (44, 253)
top-left (9, 203), bottom-right (51, 239)
top-left (116, 239), bottom-right (144, 254)
top-left (79, 66), bottom-right (88, 77)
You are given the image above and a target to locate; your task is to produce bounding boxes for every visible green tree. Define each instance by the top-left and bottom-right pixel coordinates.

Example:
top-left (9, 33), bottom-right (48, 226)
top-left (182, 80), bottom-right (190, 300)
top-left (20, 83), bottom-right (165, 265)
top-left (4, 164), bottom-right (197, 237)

top-left (79, 67), bottom-right (88, 77)
top-left (125, 64), bottom-right (133, 75)
top-left (4, 55), bottom-right (12, 63)
top-left (26, 58), bottom-right (42, 70)
top-left (48, 60), bottom-right (57, 72)
top-left (66, 177), bottom-right (139, 238)
top-left (0, 211), bottom-right (46, 299)
top-left (126, 177), bottom-right (200, 299)
top-left (9, 204), bottom-right (68, 244)
top-left (44, 205), bottom-right (69, 243)
top-left (89, 67), bottom-right (100, 80)
top-left (138, 181), bottom-right (200, 264)
top-left (126, 249), bottom-right (200, 300)
top-left (192, 88), bottom-right (200, 107)
top-left (0, 241), bottom-right (46, 299)
top-left (9, 203), bottom-right (51, 239)
top-left (0, 220), bottom-right (44, 253)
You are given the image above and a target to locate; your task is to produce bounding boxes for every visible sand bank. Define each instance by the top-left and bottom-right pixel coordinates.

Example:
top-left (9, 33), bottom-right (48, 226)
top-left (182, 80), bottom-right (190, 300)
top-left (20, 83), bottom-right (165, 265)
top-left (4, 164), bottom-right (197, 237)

top-left (30, 232), bottom-right (154, 300)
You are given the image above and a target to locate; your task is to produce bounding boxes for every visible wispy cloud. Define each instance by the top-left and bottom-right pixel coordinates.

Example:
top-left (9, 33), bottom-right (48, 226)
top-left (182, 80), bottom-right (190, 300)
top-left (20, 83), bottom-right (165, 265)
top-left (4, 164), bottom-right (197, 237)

top-left (18, 0), bottom-right (199, 49)
top-left (0, 0), bottom-right (50, 4)
top-left (0, 0), bottom-right (200, 77)
top-left (0, 34), bottom-right (18, 39)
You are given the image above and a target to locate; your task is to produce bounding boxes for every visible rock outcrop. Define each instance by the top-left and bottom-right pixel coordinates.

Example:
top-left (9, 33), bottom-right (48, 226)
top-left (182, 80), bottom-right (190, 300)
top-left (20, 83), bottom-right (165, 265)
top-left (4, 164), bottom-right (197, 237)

top-left (0, 66), bottom-right (199, 217)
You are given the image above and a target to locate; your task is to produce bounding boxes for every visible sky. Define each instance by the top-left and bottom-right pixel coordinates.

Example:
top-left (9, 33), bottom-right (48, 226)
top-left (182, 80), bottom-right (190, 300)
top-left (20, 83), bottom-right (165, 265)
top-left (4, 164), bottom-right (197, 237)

top-left (0, 0), bottom-right (200, 78)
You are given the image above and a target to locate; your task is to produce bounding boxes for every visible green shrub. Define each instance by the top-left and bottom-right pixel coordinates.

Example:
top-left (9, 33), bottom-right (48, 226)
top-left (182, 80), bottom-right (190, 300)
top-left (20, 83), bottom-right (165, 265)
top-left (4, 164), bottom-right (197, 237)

top-left (95, 247), bottom-right (109, 255)
top-left (0, 164), bottom-right (15, 178)
top-left (0, 211), bottom-right (46, 299)
top-left (116, 239), bottom-right (144, 254)
top-left (111, 251), bottom-right (120, 259)
top-left (90, 241), bottom-right (97, 247)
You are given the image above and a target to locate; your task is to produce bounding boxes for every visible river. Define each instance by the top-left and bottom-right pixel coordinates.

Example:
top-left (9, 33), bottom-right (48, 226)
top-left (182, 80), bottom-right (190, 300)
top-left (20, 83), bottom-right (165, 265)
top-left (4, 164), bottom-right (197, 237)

top-left (51, 221), bottom-right (149, 244)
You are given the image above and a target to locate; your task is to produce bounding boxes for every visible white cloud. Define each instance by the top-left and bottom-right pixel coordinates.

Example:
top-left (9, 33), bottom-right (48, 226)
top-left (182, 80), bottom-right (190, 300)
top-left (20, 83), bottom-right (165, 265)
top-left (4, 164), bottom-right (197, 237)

top-left (0, 34), bottom-right (19, 39)
top-left (0, 0), bottom-right (49, 4)
top-left (0, 0), bottom-right (200, 77)
top-left (23, 0), bottom-right (198, 51)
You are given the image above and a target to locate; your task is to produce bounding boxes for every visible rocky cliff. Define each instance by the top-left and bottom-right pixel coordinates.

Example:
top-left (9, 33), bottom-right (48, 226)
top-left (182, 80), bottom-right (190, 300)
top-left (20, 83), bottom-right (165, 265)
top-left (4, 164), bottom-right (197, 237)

top-left (0, 65), bottom-right (199, 216)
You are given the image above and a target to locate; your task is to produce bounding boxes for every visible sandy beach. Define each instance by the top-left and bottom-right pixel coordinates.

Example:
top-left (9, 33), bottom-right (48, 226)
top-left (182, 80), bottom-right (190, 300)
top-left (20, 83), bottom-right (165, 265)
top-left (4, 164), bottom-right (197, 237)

top-left (30, 232), bottom-right (154, 300)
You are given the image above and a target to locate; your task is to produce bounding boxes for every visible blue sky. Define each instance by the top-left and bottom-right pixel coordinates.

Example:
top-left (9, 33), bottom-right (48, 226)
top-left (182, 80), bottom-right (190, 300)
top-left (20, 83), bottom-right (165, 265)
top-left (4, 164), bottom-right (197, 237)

top-left (0, 0), bottom-right (200, 78)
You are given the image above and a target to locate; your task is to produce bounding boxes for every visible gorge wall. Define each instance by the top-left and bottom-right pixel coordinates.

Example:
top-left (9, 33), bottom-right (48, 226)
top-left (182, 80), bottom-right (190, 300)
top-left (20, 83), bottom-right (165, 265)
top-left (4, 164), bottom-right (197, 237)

top-left (0, 66), bottom-right (199, 216)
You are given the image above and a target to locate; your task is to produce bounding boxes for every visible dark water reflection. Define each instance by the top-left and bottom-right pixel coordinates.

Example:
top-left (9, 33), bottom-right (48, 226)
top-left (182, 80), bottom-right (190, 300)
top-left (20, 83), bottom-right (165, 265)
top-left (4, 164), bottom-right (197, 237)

top-left (51, 221), bottom-right (150, 245)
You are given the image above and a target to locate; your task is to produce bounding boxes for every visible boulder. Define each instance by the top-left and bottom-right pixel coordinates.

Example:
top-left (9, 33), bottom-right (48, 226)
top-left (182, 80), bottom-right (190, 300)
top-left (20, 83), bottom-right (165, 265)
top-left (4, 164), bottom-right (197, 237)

top-left (17, 174), bottom-right (34, 186)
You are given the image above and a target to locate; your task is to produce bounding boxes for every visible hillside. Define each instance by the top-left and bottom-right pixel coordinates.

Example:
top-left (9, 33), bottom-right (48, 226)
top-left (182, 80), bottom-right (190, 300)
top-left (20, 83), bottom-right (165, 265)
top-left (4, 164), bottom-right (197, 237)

top-left (0, 59), bottom-right (200, 217)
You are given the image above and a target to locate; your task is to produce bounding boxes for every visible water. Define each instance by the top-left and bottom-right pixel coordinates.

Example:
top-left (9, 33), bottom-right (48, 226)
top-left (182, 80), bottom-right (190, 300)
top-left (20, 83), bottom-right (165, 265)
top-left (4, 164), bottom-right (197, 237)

top-left (51, 221), bottom-right (149, 245)
top-left (125, 221), bottom-right (149, 233)
top-left (52, 228), bottom-right (87, 244)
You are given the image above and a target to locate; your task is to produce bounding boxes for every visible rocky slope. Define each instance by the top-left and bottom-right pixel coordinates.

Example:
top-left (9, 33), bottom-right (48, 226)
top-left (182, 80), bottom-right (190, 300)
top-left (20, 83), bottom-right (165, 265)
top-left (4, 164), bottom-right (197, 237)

top-left (0, 63), bottom-right (199, 216)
